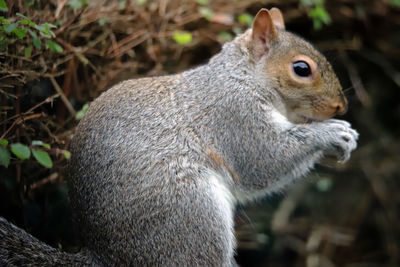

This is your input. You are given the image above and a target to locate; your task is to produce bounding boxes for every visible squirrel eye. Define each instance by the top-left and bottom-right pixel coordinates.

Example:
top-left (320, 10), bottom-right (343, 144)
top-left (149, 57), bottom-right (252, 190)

top-left (293, 61), bottom-right (312, 77)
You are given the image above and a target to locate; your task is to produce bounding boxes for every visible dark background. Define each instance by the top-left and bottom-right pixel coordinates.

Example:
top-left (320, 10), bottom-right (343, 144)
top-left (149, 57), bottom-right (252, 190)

top-left (0, 0), bottom-right (399, 266)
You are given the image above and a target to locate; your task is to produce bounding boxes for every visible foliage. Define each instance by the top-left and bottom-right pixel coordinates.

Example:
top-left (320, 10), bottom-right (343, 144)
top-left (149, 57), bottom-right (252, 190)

top-left (0, 7), bottom-right (63, 54)
top-left (300, 0), bottom-right (331, 30)
top-left (218, 31), bottom-right (233, 42)
top-left (0, 0), bottom-right (7, 13)
top-left (173, 31), bottom-right (193, 45)
top-left (390, 0), bottom-right (400, 7)
top-left (75, 104), bottom-right (89, 120)
top-left (198, 7), bottom-right (213, 21)
top-left (237, 13), bottom-right (253, 27)
top-left (0, 1), bottom-right (67, 171)
top-left (195, 0), bottom-right (209, 5)
top-left (68, 0), bottom-right (88, 11)
top-left (0, 139), bottom-right (69, 168)
top-left (0, 139), bottom-right (10, 167)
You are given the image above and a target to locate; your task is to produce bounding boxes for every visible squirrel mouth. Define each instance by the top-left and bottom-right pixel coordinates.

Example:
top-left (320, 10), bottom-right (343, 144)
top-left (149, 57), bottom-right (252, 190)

top-left (298, 115), bottom-right (325, 124)
top-left (288, 106), bottom-right (331, 124)
top-left (301, 116), bottom-right (315, 123)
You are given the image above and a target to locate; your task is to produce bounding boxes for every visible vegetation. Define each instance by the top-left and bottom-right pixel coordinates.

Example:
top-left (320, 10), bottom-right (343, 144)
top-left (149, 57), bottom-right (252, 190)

top-left (0, 0), bottom-right (399, 266)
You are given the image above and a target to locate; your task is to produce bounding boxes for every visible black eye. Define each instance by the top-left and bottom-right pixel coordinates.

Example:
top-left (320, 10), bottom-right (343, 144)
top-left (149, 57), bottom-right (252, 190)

top-left (293, 61), bottom-right (312, 77)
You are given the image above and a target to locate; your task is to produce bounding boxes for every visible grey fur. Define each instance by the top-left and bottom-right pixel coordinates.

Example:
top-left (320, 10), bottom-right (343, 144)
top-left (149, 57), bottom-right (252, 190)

top-left (0, 18), bottom-right (358, 267)
top-left (0, 217), bottom-right (101, 266)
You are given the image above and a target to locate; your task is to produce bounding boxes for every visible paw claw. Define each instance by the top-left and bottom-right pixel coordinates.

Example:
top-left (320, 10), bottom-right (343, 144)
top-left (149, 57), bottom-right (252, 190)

top-left (312, 119), bottom-right (358, 162)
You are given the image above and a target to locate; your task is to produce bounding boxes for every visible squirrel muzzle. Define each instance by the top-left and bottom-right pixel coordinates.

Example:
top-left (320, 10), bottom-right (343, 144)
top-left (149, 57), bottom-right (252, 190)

top-left (316, 93), bottom-right (348, 120)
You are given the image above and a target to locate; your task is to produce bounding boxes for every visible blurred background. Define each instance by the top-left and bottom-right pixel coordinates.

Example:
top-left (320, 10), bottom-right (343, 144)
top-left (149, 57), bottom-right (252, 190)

top-left (0, 0), bottom-right (399, 266)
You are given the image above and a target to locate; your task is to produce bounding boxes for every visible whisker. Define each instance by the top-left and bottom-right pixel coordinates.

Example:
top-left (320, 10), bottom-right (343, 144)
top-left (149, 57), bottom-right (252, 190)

top-left (342, 86), bottom-right (354, 96)
top-left (342, 86), bottom-right (354, 93)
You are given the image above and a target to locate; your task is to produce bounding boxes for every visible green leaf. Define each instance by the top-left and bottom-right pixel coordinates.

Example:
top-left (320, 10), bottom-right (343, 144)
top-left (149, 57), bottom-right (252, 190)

top-left (10, 143), bottom-right (31, 160)
top-left (309, 6), bottom-right (331, 30)
top-left (75, 103), bottom-right (89, 120)
top-left (41, 23), bottom-right (56, 37)
top-left (13, 28), bottom-right (27, 39)
top-left (0, 38), bottom-right (6, 50)
top-left (29, 30), bottom-right (37, 38)
top-left (195, 0), bottom-right (208, 5)
top-left (30, 31), bottom-right (42, 50)
top-left (232, 27), bottom-right (242, 35)
top-left (0, 0), bottom-right (8, 12)
top-left (1, 17), bottom-right (9, 24)
top-left (62, 150), bottom-right (71, 160)
top-left (238, 13), bottom-right (253, 27)
top-left (4, 23), bottom-right (18, 33)
top-left (136, 0), bottom-right (146, 4)
top-left (68, 0), bottom-right (84, 10)
top-left (32, 149), bottom-right (53, 168)
top-left (0, 147), bottom-right (10, 167)
top-left (45, 23), bottom-right (57, 29)
top-left (36, 24), bottom-right (55, 38)
top-left (98, 17), bottom-right (107, 26)
top-left (313, 19), bottom-right (323, 30)
top-left (300, 0), bottom-right (314, 6)
top-left (218, 31), bottom-right (233, 42)
top-left (198, 7), bottom-right (213, 21)
top-left (34, 24), bottom-right (45, 32)
top-left (33, 36), bottom-right (41, 49)
top-left (309, 6), bottom-right (331, 23)
top-left (16, 13), bottom-right (28, 19)
top-left (32, 140), bottom-right (51, 149)
top-left (46, 40), bottom-right (63, 53)
top-left (173, 31), bottom-right (192, 45)
top-left (391, 0), bottom-right (400, 7)
top-left (25, 45), bottom-right (32, 57)
top-left (0, 139), bottom-right (8, 146)
top-left (18, 19), bottom-right (35, 26)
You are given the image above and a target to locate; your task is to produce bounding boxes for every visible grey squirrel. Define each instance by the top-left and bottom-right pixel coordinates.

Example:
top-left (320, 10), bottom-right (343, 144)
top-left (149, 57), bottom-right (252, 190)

top-left (0, 8), bottom-right (358, 266)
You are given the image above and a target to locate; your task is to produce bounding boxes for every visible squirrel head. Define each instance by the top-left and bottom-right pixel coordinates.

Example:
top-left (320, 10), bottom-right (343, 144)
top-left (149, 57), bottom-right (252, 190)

top-left (244, 8), bottom-right (347, 123)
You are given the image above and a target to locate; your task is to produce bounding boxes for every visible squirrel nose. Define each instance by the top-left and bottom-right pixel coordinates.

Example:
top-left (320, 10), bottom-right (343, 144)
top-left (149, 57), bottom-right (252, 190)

top-left (333, 102), bottom-right (347, 115)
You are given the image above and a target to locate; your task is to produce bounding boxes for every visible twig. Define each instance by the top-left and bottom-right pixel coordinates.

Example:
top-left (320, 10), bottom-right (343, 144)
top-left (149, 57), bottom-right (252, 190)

top-left (0, 89), bottom-right (18, 99)
top-left (55, 38), bottom-right (102, 77)
top-left (48, 75), bottom-right (77, 117)
top-left (108, 33), bottom-right (151, 59)
top-left (107, 29), bottom-right (148, 54)
top-left (30, 173), bottom-right (60, 190)
top-left (27, 93), bottom-right (60, 114)
top-left (339, 51), bottom-right (372, 107)
top-left (15, 86), bottom-right (21, 183)
top-left (55, 0), bottom-right (68, 19)
top-left (358, 50), bottom-right (400, 88)
top-left (0, 94), bottom-right (59, 126)
top-left (0, 113), bottom-right (44, 139)
top-left (40, 122), bottom-right (63, 144)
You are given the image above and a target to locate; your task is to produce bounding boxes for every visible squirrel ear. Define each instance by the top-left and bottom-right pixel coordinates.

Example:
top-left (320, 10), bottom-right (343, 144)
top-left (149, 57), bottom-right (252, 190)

top-left (251, 8), bottom-right (278, 60)
top-left (269, 8), bottom-right (285, 30)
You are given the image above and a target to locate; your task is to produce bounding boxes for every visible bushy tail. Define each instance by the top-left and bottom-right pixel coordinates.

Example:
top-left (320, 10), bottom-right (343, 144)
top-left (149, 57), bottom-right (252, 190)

top-left (0, 217), bottom-right (101, 266)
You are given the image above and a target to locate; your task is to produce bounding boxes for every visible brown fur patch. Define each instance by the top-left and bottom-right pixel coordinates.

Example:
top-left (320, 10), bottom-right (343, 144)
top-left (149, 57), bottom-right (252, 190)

top-left (207, 149), bottom-right (240, 183)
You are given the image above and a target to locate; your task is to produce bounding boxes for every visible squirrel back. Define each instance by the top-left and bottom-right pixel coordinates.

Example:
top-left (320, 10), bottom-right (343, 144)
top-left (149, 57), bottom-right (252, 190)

top-left (0, 8), bottom-right (358, 266)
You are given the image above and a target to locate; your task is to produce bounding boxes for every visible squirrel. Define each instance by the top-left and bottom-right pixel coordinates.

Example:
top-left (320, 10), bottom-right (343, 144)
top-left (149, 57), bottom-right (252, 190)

top-left (0, 8), bottom-right (358, 266)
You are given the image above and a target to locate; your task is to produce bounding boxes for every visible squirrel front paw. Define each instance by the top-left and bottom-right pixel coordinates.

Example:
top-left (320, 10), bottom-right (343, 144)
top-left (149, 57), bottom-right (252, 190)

top-left (312, 119), bottom-right (359, 162)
